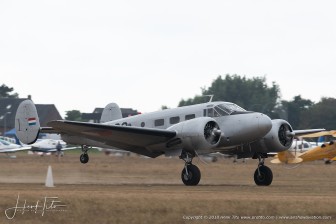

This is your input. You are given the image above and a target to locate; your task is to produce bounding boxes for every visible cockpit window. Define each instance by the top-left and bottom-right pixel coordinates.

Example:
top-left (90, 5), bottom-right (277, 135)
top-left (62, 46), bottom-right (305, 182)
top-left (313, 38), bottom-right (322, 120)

top-left (212, 103), bottom-right (246, 117)
top-left (0, 139), bottom-right (10, 145)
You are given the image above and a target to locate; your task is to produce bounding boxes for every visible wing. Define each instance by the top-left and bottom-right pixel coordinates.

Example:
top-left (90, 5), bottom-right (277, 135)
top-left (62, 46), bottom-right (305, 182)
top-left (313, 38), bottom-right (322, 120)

top-left (299, 130), bottom-right (336, 138)
top-left (292, 129), bottom-right (326, 137)
top-left (47, 120), bottom-right (177, 158)
top-left (0, 146), bottom-right (32, 153)
top-left (31, 146), bottom-right (79, 152)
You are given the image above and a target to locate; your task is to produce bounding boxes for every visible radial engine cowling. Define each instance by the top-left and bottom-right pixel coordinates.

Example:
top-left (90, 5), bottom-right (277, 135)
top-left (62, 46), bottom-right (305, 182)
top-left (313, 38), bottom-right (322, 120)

top-left (167, 117), bottom-right (222, 153)
top-left (262, 119), bottom-right (294, 152)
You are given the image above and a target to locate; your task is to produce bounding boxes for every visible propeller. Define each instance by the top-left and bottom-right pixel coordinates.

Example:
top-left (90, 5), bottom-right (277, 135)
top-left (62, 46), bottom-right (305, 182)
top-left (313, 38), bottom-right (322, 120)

top-left (278, 124), bottom-right (294, 147)
top-left (204, 121), bottom-right (221, 145)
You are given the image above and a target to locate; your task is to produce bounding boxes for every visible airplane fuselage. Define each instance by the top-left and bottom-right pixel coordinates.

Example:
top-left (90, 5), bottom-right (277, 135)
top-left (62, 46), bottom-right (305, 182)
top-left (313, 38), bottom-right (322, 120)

top-left (100, 102), bottom-right (272, 155)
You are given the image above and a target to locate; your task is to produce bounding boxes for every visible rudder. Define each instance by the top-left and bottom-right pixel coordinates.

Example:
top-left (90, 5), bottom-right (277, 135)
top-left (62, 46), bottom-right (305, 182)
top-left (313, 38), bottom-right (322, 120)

top-left (100, 103), bottom-right (122, 123)
top-left (15, 100), bottom-right (40, 144)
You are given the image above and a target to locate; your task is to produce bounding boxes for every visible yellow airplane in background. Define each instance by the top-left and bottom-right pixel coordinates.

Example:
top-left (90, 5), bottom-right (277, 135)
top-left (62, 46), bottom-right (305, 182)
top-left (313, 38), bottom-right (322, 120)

top-left (271, 130), bottom-right (336, 164)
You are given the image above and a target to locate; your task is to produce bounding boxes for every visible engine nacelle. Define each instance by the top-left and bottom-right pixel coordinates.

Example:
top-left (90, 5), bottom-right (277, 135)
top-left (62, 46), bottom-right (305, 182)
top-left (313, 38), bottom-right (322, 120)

top-left (167, 117), bottom-right (222, 153)
top-left (261, 119), bottom-right (294, 152)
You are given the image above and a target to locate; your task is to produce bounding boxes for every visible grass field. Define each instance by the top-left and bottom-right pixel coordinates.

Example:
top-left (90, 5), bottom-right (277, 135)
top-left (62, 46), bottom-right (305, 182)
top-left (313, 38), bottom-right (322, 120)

top-left (0, 152), bottom-right (335, 223)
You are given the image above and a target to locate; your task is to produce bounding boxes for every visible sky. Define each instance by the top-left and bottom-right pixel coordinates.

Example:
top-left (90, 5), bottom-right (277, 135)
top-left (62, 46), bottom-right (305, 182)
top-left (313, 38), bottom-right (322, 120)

top-left (1, 0), bottom-right (335, 117)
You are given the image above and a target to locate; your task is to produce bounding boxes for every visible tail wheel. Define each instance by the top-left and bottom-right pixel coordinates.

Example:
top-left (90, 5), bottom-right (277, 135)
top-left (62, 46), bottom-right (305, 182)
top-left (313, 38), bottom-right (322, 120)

top-left (181, 164), bottom-right (201, 186)
top-left (80, 154), bottom-right (89, 164)
top-left (325, 160), bottom-right (332, 165)
top-left (254, 165), bottom-right (273, 186)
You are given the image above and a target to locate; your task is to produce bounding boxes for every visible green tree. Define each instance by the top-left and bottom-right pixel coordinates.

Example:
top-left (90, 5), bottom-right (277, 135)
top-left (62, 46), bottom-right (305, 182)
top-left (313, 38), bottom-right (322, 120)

top-left (179, 75), bottom-right (280, 116)
top-left (300, 97), bottom-right (336, 130)
top-left (0, 84), bottom-right (18, 98)
top-left (280, 95), bottom-right (313, 129)
top-left (65, 110), bottom-right (83, 121)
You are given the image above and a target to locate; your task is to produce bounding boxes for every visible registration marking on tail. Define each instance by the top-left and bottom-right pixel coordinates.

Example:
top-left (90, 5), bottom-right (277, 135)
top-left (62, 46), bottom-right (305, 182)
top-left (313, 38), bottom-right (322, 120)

top-left (28, 117), bottom-right (37, 126)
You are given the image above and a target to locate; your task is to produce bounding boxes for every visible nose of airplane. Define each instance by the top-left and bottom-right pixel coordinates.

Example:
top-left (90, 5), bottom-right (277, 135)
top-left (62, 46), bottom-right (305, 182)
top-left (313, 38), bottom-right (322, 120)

top-left (258, 113), bottom-right (272, 135)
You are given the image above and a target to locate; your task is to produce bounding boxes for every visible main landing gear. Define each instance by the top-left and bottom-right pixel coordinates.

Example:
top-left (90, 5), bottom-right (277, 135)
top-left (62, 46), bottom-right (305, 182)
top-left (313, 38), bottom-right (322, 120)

top-left (179, 151), bottom-right (273, 186)
top-left (80, 145), bottom-right (90, 164)
top-left (180, 151), bottom-right (201, 186)
top-left (253, 154), bottom-right (273, 186)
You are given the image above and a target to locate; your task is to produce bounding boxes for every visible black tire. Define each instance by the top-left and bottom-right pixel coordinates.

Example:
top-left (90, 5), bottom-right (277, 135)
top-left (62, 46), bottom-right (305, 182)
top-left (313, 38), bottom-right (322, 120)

top-left (80, 154), bottom-right (89, 164)
top-left (181, 164), bottom-right (201, 186)
top-left (325, 160), bottom-right (332, 165)
top-left (254, 165), bottom-right (273, 186)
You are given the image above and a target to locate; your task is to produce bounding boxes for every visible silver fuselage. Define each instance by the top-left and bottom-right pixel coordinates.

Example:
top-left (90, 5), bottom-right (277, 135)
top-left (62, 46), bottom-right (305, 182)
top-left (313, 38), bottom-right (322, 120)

top-left (70, 101), bottom-right (273, 156)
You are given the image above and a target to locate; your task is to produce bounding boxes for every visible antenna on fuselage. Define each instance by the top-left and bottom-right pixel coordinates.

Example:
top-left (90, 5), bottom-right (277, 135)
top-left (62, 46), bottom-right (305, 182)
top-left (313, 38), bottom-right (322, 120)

top-left (204, 95), bottom-right (214, 102)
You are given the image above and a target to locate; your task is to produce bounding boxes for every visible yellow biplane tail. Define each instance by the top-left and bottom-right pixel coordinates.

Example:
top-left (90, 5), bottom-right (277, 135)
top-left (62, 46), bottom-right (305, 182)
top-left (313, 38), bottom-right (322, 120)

top-left (270, 151), bottom-right (303, 164)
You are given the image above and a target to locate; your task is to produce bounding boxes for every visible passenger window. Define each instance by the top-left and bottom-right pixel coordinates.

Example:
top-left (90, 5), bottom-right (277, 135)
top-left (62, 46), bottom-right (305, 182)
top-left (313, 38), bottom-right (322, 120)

top-left (185, 114), bottom-right (196, 120)
top-left (154, 119), bottom-right (164, 126)
top-left (170, 116), bottom-right (180, 124)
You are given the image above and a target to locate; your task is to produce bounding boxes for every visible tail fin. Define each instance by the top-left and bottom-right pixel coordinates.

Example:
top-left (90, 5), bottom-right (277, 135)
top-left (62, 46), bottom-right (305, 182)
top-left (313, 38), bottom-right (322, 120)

top-left (270, 151), bottom-right (303, 164)
top-left (100, 103), bottom-right (122, 123)
top-left (15, 100), bottom-right (40, 144)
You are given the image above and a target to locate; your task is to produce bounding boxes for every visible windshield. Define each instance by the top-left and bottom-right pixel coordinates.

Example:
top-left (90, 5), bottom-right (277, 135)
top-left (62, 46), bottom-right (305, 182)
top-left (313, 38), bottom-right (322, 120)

top-left (0, 139), bottom-right (10, 145)
top-left (212, 103), bottom-right (246, 117)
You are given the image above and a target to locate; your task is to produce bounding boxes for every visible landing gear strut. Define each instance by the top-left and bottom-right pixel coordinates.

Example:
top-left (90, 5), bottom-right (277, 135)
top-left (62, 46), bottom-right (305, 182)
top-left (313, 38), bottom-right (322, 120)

top-left (80, 145), bottom-right (90, 164)
top-left (179, 151), bottom-right (201, 186)
top-left (254, 154), bottom-right (273, 186)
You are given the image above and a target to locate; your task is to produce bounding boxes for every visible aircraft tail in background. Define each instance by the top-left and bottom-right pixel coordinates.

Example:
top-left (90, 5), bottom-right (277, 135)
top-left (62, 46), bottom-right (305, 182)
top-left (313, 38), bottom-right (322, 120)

top-left (271, 151), bottom-right (303, 164)
top-left (15, 100), bottom-right (40, 144)
top-left (100, 103), bottom-right (122, 123)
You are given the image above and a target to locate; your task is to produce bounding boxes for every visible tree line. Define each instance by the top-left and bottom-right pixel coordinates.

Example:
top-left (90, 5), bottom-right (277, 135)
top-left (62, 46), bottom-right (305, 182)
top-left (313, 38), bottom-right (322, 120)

top-left (178, 75), bottom-right (336, 130)
top-left (1, 77), bottom-right (336, 130)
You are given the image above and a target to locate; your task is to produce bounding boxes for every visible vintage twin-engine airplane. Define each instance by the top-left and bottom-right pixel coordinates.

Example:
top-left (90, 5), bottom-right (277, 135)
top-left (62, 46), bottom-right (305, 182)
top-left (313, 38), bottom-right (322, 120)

top-left (29, 139), bottom-right (78, 155)
top-left (15, 100), bottom-right (323, 186)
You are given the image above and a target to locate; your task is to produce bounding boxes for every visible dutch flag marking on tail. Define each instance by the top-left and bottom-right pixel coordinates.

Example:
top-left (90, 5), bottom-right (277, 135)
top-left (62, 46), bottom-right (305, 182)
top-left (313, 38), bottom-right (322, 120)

top-left (28, 117), bottom-right (37, 126)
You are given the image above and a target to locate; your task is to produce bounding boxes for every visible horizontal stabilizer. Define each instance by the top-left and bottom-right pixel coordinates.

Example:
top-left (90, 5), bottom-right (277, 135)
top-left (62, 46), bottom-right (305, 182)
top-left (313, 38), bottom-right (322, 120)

top-left (15, 100), bottom-right (40, 144)
top-left (270, 158), bottom-right (282, 164)
top-left (271, 151), bottom-right (303, 164)
top-left (271, 157), bottom-right (303, 164)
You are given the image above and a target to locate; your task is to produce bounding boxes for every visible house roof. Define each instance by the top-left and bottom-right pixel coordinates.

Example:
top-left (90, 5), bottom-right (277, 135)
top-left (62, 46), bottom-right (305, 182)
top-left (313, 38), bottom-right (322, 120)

top-left (35, 104), bottom-right (63, 126)
top-left (0, 98), bottom-right (62, 132)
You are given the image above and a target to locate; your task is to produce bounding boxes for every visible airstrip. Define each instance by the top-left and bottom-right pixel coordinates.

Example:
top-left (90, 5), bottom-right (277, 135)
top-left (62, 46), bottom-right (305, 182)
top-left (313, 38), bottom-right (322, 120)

top-left (0, 152), bottom-right (335, 223)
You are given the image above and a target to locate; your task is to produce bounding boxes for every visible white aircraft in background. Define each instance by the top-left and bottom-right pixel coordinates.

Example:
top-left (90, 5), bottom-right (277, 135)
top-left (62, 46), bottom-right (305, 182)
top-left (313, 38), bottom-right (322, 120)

top-left (290, 139), bottom-right (313, 153)
top-left (15, 100), bottom-right (324, 186)
top-left (30, 139), bottom-right (77, 154)
top-left (0, 139), bottom-right (31, 154)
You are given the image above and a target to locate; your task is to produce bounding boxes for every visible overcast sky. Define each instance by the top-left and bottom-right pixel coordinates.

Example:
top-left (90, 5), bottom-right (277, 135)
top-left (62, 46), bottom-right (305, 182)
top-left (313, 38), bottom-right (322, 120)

top-left (1, 0), bottom-right (335, 117)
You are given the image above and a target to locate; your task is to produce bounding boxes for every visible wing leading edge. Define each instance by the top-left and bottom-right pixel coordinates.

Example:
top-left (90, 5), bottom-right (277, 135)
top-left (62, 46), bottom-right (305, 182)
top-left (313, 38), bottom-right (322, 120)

top-left (0, 146), bottom-right (32, 153)
top-left (46, 120), bottom-right (177, 158)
